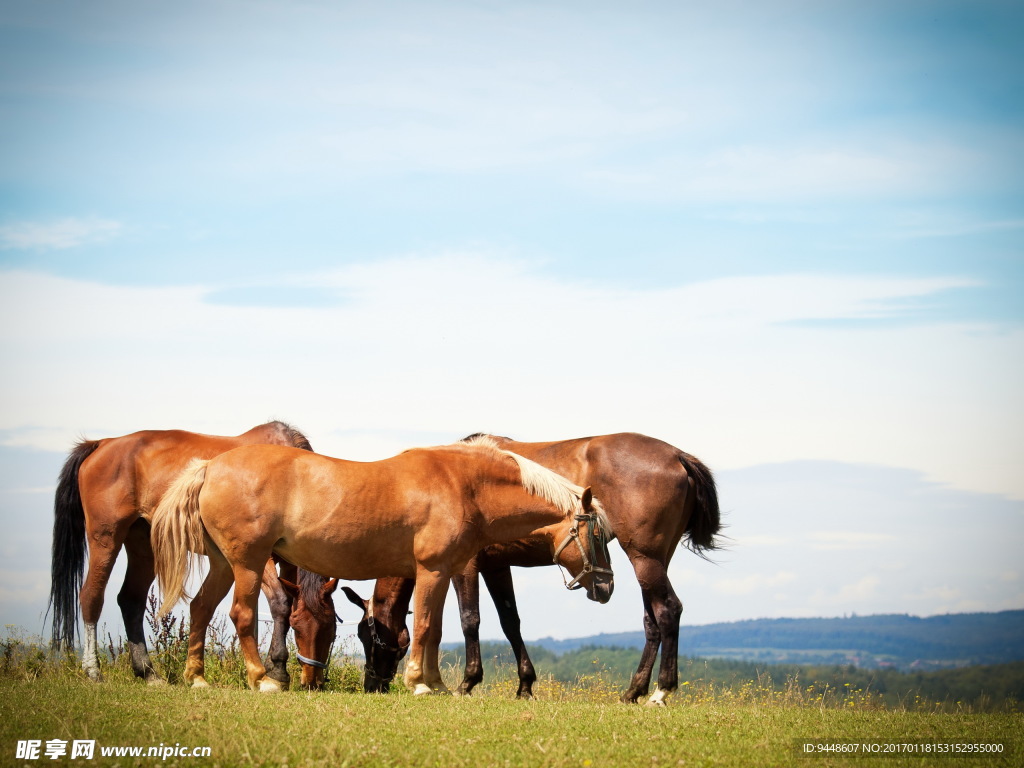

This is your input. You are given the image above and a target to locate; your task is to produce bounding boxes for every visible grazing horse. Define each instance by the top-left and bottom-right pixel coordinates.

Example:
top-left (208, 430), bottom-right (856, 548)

top-left (150, 438), bottom-right (614, 694)
top-left (288, 576), bottom-right (411, 693)
top-left (277, 573), bottom-right (340, 690)
top-left (48, 421), bottom-right (313, 684)
top-left (294, 432), bottom-right (720, 705)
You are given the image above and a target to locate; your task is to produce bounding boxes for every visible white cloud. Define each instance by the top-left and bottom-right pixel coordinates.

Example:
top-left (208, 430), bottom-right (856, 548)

top-left (584, 140), bottom-right (995, 203)
top-left (0, 258), bottom-right (1020, 502)
top-left (715, 571), bottom-right (797, 597)
top-left (806, 532), bottom-right (897, 551)
top-left (835, 575), bottom-right (882, 603)
top-left (0, 218), bottom-right (122, 251)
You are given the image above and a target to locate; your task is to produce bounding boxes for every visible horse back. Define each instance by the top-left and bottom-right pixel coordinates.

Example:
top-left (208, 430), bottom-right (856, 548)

top-left (495, 433), bottom-right (699, 556)
top-left (77, 428), bottom-right (298, 520)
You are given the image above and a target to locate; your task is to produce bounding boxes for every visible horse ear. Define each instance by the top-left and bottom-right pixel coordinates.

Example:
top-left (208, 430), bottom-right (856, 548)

top-left (341, 585), bottom-right (367, 611)
top-left (279, 578), bottom-right (300, 599)
top-left (581, 486), bottom-right (594, 510)
top-left (322, 578), bottom-right (339, 597)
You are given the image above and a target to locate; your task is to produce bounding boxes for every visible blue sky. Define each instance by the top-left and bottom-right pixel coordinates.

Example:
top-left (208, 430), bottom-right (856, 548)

top-left (1, 1), bottom-right (1022, 646)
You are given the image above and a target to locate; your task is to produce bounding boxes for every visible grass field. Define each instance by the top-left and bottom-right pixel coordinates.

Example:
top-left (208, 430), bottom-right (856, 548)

top-left (1, 635), bottom-right (1020, 768)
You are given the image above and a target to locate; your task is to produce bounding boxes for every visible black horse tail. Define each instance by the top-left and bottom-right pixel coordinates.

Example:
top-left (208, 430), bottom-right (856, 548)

top-left (48, 439), bottom-right (101, 650)
top-left (679, 452), bottom-right (722, 558)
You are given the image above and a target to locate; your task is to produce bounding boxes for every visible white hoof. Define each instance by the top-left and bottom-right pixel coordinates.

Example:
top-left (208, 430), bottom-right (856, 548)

top-left (83, 666), bottom-right (103, 683)
top-left (259, 678), bottom-right (284, 693)
top-left (190, 677), bottom-right (210, 689)
top-left (646, 689), bottom-right (668, 707)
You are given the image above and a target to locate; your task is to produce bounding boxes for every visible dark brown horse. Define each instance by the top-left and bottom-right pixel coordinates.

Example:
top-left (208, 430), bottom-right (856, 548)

top-left (48, 421), bottom-right (312, 684)
top-left (295, 432), bottom-right (720, 705)
top-left (151, 438), bottom-right (613, 693)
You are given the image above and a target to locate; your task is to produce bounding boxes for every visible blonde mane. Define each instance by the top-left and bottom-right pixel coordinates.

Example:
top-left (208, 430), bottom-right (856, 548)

top-left (462, 434), bottom-right (611, 534)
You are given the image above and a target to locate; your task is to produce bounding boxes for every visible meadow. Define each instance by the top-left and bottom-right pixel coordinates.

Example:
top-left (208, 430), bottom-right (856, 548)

top-left (1, 624), bottom-right (1020, 768)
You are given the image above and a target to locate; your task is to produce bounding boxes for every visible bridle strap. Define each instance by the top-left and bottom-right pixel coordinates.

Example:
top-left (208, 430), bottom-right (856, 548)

top-left (295, 624), bottom-right (337, 683)
top-left (366, 596), bottom-right (407, 653)
top-left (553, 511), bottom-right (613, 590)
top-left (295, 651), bottom-right (328, 670)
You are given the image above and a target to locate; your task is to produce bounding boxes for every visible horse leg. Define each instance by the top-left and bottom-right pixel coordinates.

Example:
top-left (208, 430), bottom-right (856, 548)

top-left (481, 565), bottom-right (537, 700)
top-left (404, 567), bottom-right (450, 696)
top-left (78, 518), bottom-right (131, 682)
top-left (259, 559), bottom-right (292, 688)
top-left (621, 555), bottom-right (682, 706)
top-left (452, 561), bottom-right (484, 696)
top-left (228, 559), bottom-right (280, 693)
top-left (185, 550), bottom-right (234, 688)
top-left (622, 592), bottom-right (659, 703)
top-left (117, 519), bottom-right (161, 684)
top-left (647, 567), bottom-right (682, 707)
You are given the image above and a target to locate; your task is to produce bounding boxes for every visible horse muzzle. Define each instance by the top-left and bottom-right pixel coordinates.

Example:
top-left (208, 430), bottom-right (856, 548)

top-left (587, 574), bottom-right (614, 604)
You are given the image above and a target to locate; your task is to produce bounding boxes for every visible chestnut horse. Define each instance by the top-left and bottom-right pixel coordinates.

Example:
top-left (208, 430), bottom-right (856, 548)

top-left (294, 432), bottom-right (720, 705)
top-left (151, 438), bottom-right (613, 694)
top-left (48, 421), bottom-right (312, 684)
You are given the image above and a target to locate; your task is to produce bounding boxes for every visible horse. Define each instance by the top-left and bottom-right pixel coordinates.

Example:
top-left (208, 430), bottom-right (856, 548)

top-left (282, 575), bottom-right (408, 692)
top-left (294, 432), bottom-right (720, 705)
top-left (150, 437), bottom-right (614, 694)
top-left (276, 573), bottom-right (340, 690)
top-left (48, 421), bottom-right (313, 685)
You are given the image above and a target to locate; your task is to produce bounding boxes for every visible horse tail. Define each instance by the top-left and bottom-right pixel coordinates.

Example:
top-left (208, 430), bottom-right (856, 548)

top-left (151, 459), bottom-right (210, 616)
top-left (48, 439), bottom-right (101, 649)
top-left (678, 452), bottom-right (722, 558)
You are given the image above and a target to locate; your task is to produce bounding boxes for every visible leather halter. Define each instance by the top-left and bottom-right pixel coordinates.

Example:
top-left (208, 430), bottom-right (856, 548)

top-left (295, 651), bottom-right (328, 670)
top-left (552, 510), bottom-right (614, 590)
top-left (366, 596), bottom-right (410, 654)
top-left (294, 613), bottom-right (344, 681)
top-left (362, 595), bottom-right (410, 687)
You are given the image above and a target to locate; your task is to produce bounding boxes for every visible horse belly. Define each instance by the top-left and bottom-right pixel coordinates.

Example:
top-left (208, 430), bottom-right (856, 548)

top-left (274, 534), bottom-right (416, 581)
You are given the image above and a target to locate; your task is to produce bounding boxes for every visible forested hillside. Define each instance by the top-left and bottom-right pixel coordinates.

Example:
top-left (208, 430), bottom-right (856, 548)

top-left (523, 610), bottom-right (1024, 669)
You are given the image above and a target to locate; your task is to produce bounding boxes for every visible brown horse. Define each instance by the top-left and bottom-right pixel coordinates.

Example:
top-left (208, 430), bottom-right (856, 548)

top-left (294, 432), bottom-right (720, 705)
top-left (150, 438), bottom-right (614, 694)
top-left (48, 421), bottom-right (312, 684)
top-left (284, 576), bottom-right (407, 692)
top-left (277, 573), bottom-right (340, 690)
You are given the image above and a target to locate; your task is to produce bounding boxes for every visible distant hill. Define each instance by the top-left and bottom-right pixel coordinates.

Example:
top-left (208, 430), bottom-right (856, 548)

top-left (523, 610), bottom-right (1024, 670)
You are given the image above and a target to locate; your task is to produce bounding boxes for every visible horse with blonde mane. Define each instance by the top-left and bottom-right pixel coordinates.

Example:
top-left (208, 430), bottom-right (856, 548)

top-left (48, 421), bottom-right (313, 685)
top-left (150, 438), bottom-right (613, 694)
top-left (293, 432), bottom-right (720, 705)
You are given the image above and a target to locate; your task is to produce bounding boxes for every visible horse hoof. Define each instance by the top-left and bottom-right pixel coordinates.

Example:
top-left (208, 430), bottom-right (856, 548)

top-left (83, 668), bottom-right (103, 683)
top-left (146, 675), bottom-right (168, 687)
top-left (413, 683), bottom-right (451, 696)
top-left (259, 678), bottom-right (284, 693)
top-left (190, 678), bottom-right (210, 689)
top-left (646, 690), bottom-right (668, 707)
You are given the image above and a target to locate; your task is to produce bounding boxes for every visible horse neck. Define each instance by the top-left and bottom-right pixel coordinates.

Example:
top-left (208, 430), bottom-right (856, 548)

top-left (473, 480), bottom-right (573, 545)
top-left (373, 577), bottom-right (413, 623)
top-left (239, 422), bottom-right (290, 446)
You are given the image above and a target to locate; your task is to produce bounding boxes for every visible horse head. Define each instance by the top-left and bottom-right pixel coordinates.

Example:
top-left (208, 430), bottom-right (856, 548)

top-left (281, 575), bottom-right (339, 690)
top-left (342, 580), bottom-right (411, 693)
top-left (551, 487), bottom-right (615, 604)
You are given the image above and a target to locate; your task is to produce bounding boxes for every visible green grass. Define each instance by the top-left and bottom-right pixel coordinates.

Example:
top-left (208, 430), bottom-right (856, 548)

top-left (1, 643), bottom-right (1021, 768)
